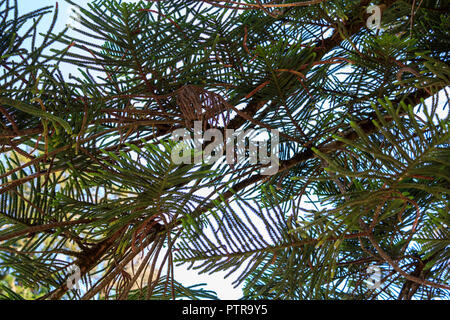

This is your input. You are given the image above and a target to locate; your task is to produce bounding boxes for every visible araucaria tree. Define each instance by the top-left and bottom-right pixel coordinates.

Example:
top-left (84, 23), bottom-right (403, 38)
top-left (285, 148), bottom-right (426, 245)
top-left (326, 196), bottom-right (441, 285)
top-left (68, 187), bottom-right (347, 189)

top-left (0, 0), bottom-right (448, 300)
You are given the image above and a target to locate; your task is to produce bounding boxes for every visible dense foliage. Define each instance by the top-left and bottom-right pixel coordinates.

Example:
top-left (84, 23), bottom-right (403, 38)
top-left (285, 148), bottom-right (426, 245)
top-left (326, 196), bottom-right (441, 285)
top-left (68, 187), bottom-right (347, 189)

top-left (0, 0), bottom-right (449, 300)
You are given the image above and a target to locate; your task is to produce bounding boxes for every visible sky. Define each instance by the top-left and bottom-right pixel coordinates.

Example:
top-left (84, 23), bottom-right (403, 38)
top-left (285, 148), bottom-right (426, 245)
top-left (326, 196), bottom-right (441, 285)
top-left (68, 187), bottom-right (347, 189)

top-left (16, 0), bottom-right (245, 300)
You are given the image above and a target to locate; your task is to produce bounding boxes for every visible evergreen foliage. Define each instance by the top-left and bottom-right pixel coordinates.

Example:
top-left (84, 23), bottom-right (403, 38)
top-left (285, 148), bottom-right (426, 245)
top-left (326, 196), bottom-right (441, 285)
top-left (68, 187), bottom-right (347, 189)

top-left (0, 0), bottom-right (448, 299)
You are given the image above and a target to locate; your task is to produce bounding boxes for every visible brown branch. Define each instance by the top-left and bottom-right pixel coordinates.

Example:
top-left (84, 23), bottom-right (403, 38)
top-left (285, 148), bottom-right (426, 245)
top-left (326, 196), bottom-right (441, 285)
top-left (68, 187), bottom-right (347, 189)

top-left (0, 219), bottom-right (97, 242)
top-left (366, 232), bottom-right (450, 291)
top-left (45, 223), bottom-right (164, 300)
